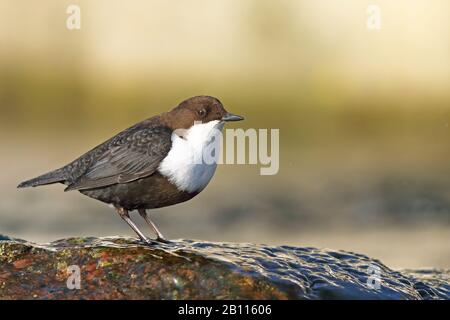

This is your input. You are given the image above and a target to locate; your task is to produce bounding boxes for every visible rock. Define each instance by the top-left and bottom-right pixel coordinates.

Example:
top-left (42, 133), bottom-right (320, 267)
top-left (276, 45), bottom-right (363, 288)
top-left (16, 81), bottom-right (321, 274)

top-left (0, 236), bottom-right (448, 299)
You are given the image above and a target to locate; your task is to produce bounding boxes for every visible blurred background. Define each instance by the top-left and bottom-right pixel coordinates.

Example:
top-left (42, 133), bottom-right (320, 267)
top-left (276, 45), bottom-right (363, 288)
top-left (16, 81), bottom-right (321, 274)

top-left (0, 0), bottom-right (449, 269)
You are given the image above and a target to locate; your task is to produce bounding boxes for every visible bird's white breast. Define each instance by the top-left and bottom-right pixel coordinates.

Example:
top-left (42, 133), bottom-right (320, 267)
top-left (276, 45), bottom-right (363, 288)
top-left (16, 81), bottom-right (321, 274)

top-left (158, 120), bottom-right (224, 193)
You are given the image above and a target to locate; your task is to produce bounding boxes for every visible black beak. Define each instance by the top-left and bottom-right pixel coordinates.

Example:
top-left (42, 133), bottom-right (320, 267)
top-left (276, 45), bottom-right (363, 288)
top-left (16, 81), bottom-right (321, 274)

top-left (222, 112), bottom-right (244, 122)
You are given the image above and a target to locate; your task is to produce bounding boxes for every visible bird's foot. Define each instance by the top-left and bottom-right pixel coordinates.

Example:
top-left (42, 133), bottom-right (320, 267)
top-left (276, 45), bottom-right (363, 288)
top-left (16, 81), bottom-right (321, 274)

top-left (136, 237), bottom-right (154, 246)
top-left (156, 237), bottom-right (171, 244)
top-left (137, 237), bottom-right (170, 246)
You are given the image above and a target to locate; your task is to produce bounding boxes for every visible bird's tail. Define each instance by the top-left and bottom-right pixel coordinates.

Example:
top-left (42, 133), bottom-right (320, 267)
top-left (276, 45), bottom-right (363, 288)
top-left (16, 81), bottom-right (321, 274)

top-left (17, 168), bottom-right (65, 188)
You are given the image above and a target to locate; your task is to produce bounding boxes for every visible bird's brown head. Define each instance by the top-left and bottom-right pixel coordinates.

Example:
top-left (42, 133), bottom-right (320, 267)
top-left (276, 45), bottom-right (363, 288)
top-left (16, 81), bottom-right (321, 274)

top-left (163, 96), bottom-right (243, 130)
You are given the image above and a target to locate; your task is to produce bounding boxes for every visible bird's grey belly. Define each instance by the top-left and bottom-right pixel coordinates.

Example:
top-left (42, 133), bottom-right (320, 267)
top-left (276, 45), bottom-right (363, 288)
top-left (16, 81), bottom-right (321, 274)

top-left (79, 172), bottom-right (197, 210)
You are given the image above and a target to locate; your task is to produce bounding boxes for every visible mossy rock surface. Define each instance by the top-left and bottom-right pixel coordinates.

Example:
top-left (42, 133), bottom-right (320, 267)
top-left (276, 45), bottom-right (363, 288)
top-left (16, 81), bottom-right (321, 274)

top-left (0, 235), bottom-right (448, 299)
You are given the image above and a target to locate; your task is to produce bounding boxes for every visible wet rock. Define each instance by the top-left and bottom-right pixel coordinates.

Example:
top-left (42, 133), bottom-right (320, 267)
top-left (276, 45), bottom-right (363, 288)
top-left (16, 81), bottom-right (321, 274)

top-left (0, 236), bottom-right (448, 299)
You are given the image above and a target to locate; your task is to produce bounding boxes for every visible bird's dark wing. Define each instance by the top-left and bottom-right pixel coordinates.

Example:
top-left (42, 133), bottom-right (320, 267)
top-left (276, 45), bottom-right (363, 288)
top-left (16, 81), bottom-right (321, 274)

top-left (65, 126), bottom-right (172, 191)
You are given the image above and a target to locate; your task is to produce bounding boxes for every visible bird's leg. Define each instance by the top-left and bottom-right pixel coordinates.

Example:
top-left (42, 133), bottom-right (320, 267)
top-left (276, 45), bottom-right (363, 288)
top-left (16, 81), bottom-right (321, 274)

top-left (138, 209), bottom-right (169, 243)
top-left (115, 207), bottom-right (152, 245)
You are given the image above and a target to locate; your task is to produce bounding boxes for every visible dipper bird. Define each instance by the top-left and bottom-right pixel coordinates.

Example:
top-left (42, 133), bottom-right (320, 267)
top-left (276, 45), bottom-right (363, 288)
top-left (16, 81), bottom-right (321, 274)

top-left (18, 96), bottom-right (243, 244)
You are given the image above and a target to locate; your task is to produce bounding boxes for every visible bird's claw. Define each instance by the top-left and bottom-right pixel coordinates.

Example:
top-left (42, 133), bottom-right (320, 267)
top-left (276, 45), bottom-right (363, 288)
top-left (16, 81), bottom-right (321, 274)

top-left (156, 237), bottom-right (171, 244)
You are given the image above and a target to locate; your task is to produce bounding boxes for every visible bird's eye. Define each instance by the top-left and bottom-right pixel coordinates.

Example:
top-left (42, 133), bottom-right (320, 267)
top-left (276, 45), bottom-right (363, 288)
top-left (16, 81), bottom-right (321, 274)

top-left (198, 108), bottom-right (207, 117)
